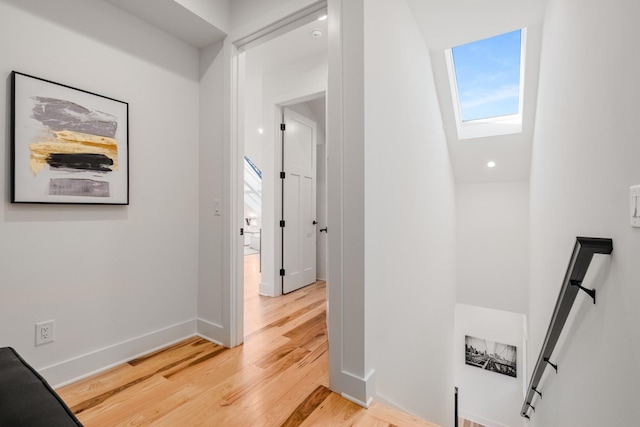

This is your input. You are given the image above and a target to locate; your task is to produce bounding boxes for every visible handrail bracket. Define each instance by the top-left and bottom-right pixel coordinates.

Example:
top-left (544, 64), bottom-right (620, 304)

top-left (570, 279), bottom-right (596, 304)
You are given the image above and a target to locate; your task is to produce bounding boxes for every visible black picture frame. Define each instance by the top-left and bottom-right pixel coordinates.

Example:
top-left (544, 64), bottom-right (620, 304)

top-left (11, 71), bottom-right (129, 204)
top-left (465, 335), bottom-right (517, 378)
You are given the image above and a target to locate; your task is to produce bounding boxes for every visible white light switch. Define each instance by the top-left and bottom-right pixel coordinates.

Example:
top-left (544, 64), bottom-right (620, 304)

top-left (214, 199), bottom-right (222, 216)
top-left (631, 186), bottom-right (640, 228)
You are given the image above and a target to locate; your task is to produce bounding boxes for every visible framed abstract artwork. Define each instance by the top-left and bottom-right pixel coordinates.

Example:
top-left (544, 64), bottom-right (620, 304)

top-left (11, 71), bottom-right (129, 204)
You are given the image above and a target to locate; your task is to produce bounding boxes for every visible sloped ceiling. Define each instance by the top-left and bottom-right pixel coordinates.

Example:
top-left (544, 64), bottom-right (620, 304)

top-left (406, 0), bottom-right (548, 183)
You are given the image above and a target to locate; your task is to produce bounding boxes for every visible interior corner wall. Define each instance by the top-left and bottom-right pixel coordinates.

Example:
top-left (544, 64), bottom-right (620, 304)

top-left (456, 181), bottom-right (529, 315)
top-left (528, 0), bottom-right (640, 425)
top-left (197, 41), bottom-right (227, 343)
top-left (364, 0), bottom-right (456, 424)
top-left (0, 0), bottom-right (201, 385)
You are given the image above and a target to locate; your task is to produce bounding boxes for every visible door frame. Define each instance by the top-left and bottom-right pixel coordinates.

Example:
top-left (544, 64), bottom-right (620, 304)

top-left (225, 0), bottom-right (374, 407)
top-left (228, 3), bottom-right (328, 346)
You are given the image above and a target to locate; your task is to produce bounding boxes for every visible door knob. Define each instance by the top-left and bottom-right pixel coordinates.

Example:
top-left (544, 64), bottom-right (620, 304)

top-left (313, 220), bottom-right (318, 225)
top-left (320, 227), bottom-right (328, 233)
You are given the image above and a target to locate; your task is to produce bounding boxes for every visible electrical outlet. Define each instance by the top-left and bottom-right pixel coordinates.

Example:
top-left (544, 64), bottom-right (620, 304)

top-left (35, 320), bottom-right (55, 346)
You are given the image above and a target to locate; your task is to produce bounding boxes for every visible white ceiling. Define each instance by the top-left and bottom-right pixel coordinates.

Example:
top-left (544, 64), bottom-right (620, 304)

top-left (102, 0), bottom-right (227, 48)
top-left (245, 18), bottom-right (328, 74)
top-left (101, 0), bottom-right (549, 183)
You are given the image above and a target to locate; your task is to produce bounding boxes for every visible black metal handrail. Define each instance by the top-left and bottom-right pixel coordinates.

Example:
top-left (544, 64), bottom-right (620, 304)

top-left (521, 237), bottom-right (613, 419)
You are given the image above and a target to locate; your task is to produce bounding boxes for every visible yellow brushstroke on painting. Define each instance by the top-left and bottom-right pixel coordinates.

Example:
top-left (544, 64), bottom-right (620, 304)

top-left (29, 130), bottom-right (118, 176)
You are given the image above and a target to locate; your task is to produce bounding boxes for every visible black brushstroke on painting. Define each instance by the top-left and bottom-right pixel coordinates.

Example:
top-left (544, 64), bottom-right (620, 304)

top-left (46, 153), bottom-right (113, 172)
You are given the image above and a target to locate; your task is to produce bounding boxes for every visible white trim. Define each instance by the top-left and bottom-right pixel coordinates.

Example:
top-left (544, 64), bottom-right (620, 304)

top-left (234, 1), bottom-right (327, 51)
top-left (336, 368), bottom-right (376, 408)
top-left (342, 392), bottom-right (373, 408)
top-left (196, 318), bottom-right (227, 345)
top-left (259, 281), bottom-right (273, 297)
top-left (44, 319), bottom-right (197, 388)
top-left (224, 36), bottom-right (243, 348)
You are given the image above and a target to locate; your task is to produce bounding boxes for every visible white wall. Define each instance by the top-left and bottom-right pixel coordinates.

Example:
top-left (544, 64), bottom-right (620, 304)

top-left (0, 0), bottom-right (200, 385)
top-left (528, 0), bottom-right (640, 424)
top-left (457, 182), bottom-right (529, 314)
top-left (455, 304), bottom-right (526, 427)
top-left (364, 0), bottom-right (456, 424)
top-left (243, 65), bottom-right (264, 171)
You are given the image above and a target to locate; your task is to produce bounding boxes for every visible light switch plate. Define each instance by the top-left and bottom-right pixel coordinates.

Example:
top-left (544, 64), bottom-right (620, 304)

top-left (631, 185), bottom-right (640, 228)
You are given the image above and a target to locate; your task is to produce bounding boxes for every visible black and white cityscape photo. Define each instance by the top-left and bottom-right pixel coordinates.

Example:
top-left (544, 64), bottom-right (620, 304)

top-left (465, 335), bottom-right (517, 378)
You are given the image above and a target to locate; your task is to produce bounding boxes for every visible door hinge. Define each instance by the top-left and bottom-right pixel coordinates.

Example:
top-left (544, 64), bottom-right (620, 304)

top-left (280, 269), bottom-right (286, 276)
top-left (280, 123), bottom-right (286, 131)
top-left (240, 228), bottom-right (244, 236)
top-left (280, 171), bottom-right (286, 179)
top-left (280, 220), bottom-right (285, 227)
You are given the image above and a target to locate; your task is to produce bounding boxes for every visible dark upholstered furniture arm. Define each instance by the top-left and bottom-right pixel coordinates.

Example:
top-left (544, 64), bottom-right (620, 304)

top-left (0, 347), bottom-right (82, 426)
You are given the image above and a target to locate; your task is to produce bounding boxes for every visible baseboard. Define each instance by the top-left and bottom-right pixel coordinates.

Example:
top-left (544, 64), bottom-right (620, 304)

top-left (460, 410), bottom-right (518, 427)
top-left (336, 368), bottom-right (375, 408)
top-left (342, 392), bottom-right (374, 408)
top-left (43, 319), bottom-right (197, 389)
top-left (196, 318), bottom-right (227, 346)
top-left (374, 392), bottom-right (421, 419)
top-left (259, 281), bottom-right (275, 297)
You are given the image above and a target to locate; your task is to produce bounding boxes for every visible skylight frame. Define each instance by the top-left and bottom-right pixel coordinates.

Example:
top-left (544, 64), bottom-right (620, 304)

top-left (446, 28), bottom-right (527, 140)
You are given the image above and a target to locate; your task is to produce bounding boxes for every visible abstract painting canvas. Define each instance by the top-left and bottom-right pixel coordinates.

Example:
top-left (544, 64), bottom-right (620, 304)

top-left (465, 335), bottom-right (517, 378)
top-left (11, 71), bottom-right (129, 204)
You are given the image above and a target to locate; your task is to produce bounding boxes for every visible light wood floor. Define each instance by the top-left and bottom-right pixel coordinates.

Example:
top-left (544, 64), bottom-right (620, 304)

top-left (57, 254), bottom-right (439, 426)
top-left (458, 418), bottom-right (485, 427)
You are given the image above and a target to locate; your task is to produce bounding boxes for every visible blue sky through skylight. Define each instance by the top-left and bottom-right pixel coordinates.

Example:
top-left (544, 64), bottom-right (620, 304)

top-left (452, 29), bottom-right (522, 122)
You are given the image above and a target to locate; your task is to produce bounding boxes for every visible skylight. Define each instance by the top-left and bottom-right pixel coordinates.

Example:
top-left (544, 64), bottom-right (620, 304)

top-left (447, 29), bottom-right (526, 139)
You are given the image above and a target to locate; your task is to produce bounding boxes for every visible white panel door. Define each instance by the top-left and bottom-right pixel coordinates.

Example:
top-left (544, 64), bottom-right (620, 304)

top-left (282, 107), bottom-right (317, 294)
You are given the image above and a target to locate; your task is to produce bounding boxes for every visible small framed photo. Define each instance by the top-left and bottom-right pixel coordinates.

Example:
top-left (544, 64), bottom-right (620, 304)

top-left (465, 335), bottom-right (517, 378)
top-left (11, 71), bottom-right (129, 204)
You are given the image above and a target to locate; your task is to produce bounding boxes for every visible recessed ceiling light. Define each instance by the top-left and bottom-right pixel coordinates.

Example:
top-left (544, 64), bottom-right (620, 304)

top-left (258, 128), bottom-right (264, 134)
top-left (318, 15), bottom-right (328, 21)
top-left (487, 161), bottom-right (496, 168)
top-left (311, 29), bottom-right (323, 38)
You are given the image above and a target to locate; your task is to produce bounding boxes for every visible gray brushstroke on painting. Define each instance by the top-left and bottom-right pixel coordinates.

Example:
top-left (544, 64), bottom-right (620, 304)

top-left (32, 97), bottom-right (118, 137)
top-left (49, 178), bottom-right (110, 197)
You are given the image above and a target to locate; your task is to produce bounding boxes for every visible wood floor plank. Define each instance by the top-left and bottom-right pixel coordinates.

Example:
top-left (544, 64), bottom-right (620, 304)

top-left (299, 391), bottom-right (367, 426)
top-left (280, 385), bottom-right (333, 427)
top-left (459, 418), bottom-right (486, 427)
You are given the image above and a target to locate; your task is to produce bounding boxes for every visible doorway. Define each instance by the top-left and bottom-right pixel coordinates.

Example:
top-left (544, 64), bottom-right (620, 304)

top-left (240, 15), bottom-right (328, 338)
